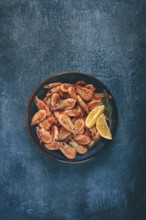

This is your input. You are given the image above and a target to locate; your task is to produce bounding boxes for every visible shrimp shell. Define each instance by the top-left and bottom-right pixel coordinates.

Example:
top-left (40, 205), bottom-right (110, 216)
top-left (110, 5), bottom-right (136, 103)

top-left (63, 106), bottom-right (83, 117)
top-left (59, 90), bottom-right (69, 99)
top-left (69, 140), bottom-right (87, 154)
top-left (50, 93), bottom-right (60, 107)
top-left (85, 84), bottom-right (96, 92)
top-left (76, 85), bottom-right (93, 101)
top-left (51, 125), bottom-right (59, 141)
top-left (74, 118), bottom-right (85, 135)
top-left (34, 96), bottom-right (51, 116)
top-left (44, 142), bottom-right (60, 150)
top-left (77, 95), bottom-right (89, 113)
top-left (54, 112), bottom-right (74, 133)
top-left (89, 126), bottom-right (101, 142)
top-left (36, 127), bottom-right (52, 144)
top-left (31, 109), bottom-right (47, 126)
top-left (68, 86), bottom-right (77, 100)
top-left (87, 99), bottom-right (103, 111)
top-left (43, 96), bottom-right (51, 108)
top-left (39, 116), bottom-right (57, 130)
top-left (50, 85), bottom-right (61, 94)
top-left (53, 98), bottom-right (76, 110)
top-left (75, 81), bottom-right (86, 86)
top-left (78, 128), bottom-right (85, 135)
top-left (60, 142), bottom-right (76, 159)
top-left (60, 83), bottom-right (72, 92)
top-left (87, 140), bottom-right (95, 149)
top-left (73, 135), bottom-right (91, 145)
top-left (59, 127), bottom-right (71, 140)
top-left (92, 93), bottom-right (104, 100)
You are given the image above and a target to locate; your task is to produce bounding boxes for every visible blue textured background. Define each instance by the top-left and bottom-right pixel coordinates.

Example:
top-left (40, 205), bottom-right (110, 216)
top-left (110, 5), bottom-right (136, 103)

top-left (0, 0), bottom-right (146, 220)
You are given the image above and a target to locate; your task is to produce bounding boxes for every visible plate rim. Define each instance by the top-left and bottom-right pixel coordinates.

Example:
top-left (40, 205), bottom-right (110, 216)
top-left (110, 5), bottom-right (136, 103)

top-left (26, 71), bottom-right (118, 164)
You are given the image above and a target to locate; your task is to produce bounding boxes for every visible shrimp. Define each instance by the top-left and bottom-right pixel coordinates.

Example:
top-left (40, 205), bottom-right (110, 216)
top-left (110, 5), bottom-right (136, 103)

top-left (76, 85), bottom-right (93, 101)
top-left (73, 135), bottom-right (90, 145)
top-left (34, 96), bottom-right (51, 116)
top-left (43, 96), bottom-right (51, 108)
top-left (87, 99), bottom-right (103, 111)
top-left (51, 126), bottom-right (59, 141)
top-left (85, 84), bottom-right (96, 92)
top-left (77, 95), bottom-right (89, 113)
top-left (53, 98), bottom-right (76, 110)
top-left (84, 129), bottom-right (90, 137)
top-left (74, 118), bottom-right (85, 135)
top-left (93, 93), bottom-right (112, 100)
top-left (60, 114), bottom-right (74, 132)
top-left (39, 116), bottom-right (57, 130)
top-left (50, 85), bottom-right (61, 94)
top-left (69, 140), bottom-right (87, 154)
top-left (78, 128), bottom-right (85, 135)
top-left (68, 86), bottom-right (77, 100)
top-left (59, 90), bottom-right (69, 99)
top-left (60, 83), bottom-right (72, 92)
top-left (45, 87), bottom-right (61, 96)
top-left (75, 80), bottom-right (86, 86)
top-left (89, 126), bottom-right (101, 142)
top-left (50, 93), bottom-right (60, 108)
top-left (64, 106), bottom-right (83, 117)
top-left (60, 142), bottom-right (76, 159)
top-left (87, 140), bottom-right (95, 149)
top-left (59, 127), bottom-right (71, 140)
top-left (92, 93), bottom-right (104, 100)
top-left (31, 109), bottom-right (46, 126)
top-left (44, 142), bottom-right (60, 150)
top-left (54, 112), bottom-right (74, 133)
top-left (44, 82), bottom-right (61, 89)
top-left (36, 127), bottom-right (52, 143)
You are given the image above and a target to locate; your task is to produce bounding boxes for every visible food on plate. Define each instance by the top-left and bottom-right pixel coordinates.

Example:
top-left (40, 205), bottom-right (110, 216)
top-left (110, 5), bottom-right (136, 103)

top-left (31, 81), bottom-right (112, 159)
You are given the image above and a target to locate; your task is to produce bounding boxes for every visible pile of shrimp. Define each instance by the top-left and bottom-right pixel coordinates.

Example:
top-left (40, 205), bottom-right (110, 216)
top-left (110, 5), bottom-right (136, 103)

top-left (31, 81), bottom-right (104, 159)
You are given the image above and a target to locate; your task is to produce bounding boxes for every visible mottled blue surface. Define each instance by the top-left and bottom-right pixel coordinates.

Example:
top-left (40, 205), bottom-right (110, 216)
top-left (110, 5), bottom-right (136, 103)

top-left (0, 0), bottom-right (146, 220)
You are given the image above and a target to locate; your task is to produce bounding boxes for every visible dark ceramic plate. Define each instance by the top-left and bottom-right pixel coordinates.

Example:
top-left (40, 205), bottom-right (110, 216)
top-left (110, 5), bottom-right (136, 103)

top-left (26, 72), bottom-right (118, 163)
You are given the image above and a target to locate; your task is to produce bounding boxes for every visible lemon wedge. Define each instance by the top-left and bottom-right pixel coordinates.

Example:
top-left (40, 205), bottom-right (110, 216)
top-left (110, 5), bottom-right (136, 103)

top-left (85, 105), bottom-right (104, 128)
top-left (96, 113), bottom-right (112, 140)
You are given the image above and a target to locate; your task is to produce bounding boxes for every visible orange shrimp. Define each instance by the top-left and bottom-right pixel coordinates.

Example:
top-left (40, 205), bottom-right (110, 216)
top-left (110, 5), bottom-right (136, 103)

top-left (43, 96), bottom-right (51, 108)
top-left (51, 125), bottom-right (59, 141)
top-left (50, 93), bottom-right (60, 108)
top-left (85, 84), bottom-right (96, 92)
top-left (44, 142), bottom-right (61, 150)
top-left (77, 95), bottom-right (89, 113)
top-left (76, 85), bottom-right (93, 101)
top-left (54, 112), bottom-right (74, 133)
top-left (36, 127), bottom-right (52, 143)
top-left (74, 118), bottom-right (85, 135)
top-left (63, 106), bottom-right (83, 117)
top-left (53, 98), bottom-right (76, 110)
top-left (34, 96), bottom-right (51, 116)
top-left (75, 80), bottom-right (86, 86)
top-left (31, 109), bottom-right (46, 126)
top-left (89, 126), bottom-right (101, 142)
top-left (68, 86), bottom-right (77, 100)
top-left (73, 135), bottom-right (91, 145)
top-left (60, 142), bottom-right (76, 159)
top-left (39, 116), bottom-right (57, 130)
top-left (59, 127), bottom-right (71, 141)
top-left (87, 99), bottom-right (103, 111)
top-left (69, 140), bottom-right (87, 154)
top-left (60, 83), bottom-right (72, 92)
